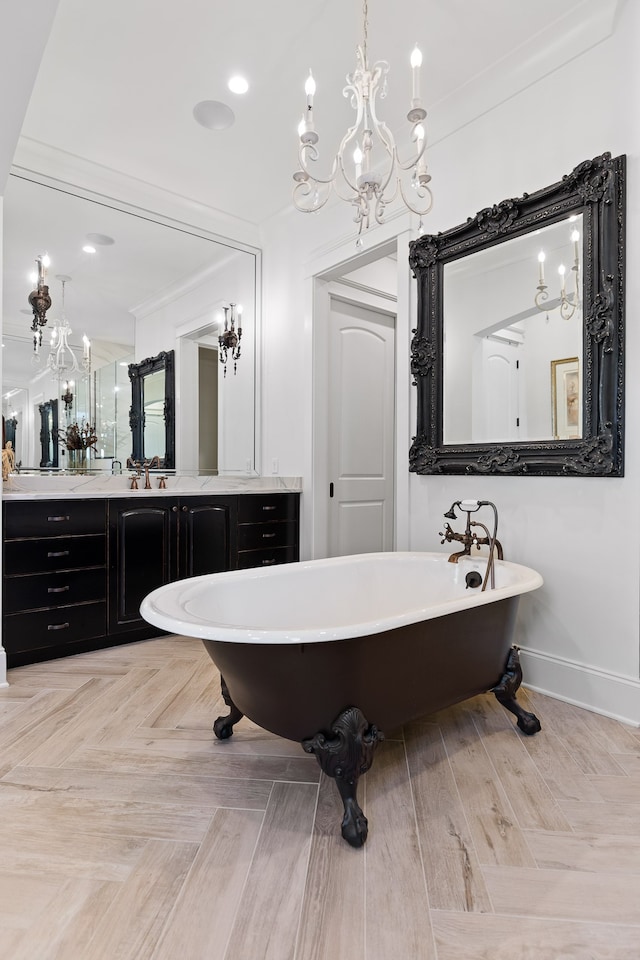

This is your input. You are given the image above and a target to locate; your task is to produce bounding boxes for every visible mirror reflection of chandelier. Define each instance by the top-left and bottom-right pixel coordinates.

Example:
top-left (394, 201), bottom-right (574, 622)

top-left (535, 228), bottom-right (581, 320)
top-left (33, 276), bottom-right (91, 382)
top-left (293, 0), bottom-right (433, 240)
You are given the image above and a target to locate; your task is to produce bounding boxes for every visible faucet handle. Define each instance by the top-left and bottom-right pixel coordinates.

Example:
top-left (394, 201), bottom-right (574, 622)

top-left (129, 475), bottom-right (139, 490)
top-left (158, 476), bottom-right (167, 489)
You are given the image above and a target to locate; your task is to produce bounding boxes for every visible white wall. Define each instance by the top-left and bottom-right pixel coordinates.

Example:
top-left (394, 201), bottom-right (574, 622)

top-left (258, 3), bottom-right (640, 724)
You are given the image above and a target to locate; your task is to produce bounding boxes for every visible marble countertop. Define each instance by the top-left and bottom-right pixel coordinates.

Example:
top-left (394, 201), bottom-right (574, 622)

top-left (2, 475), bottom-right (302, 500)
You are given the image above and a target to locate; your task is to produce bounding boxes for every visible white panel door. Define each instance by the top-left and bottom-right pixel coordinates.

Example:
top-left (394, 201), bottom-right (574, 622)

top-left (328, 298), bottom-right (395, 556)
top-left (473, 338), bottom-right (521, 443)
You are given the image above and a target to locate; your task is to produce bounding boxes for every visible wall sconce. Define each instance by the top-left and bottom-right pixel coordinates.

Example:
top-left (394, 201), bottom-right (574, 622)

top-left (28, 254), bottom-right (52, 349)
top-left (535, 229), bottom-right (581, 320)
top-left (61, 380), bottom-right (74, 414)
top-left (218, 302), bottom-right (242, 377)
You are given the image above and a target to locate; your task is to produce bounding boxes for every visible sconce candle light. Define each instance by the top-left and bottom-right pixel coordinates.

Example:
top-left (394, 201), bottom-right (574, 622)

top-left (218, 302), bottom-right (242, 377)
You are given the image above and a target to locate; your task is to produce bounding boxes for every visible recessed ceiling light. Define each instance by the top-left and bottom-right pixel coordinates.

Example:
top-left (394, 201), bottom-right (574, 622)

top-left (193, 100), bottom-right (235, 130)
top-left (83, 244), bottom-right (96, 254)
top-left (228, 75), bottom-right (249, 95)
top-left (85, 233), bottom-right (115, 245)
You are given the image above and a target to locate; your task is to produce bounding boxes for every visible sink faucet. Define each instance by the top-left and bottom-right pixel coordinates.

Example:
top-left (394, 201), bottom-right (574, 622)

top-left (142, 455), bottom-right (161, 489)
top-left (440, 499), bottom-right (502, 590)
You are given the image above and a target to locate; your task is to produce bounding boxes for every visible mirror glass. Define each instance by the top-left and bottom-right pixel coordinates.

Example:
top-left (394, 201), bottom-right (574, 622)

top-left (443, 215), bottom-right (583, 445)
top-left (409, 152), bottom-right (625, 477)
top-left (143, 369), bottom-right (166, 456)
top-left (2, 174), bottom-right (258, 473)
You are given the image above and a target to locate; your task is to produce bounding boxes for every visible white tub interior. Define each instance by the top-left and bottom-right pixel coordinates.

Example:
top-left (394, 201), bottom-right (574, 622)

top-left (141, 551), bottom-right (543, 644)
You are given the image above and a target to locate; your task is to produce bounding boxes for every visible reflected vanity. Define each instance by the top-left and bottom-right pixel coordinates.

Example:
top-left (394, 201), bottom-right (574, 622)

top-left (409, 152), bottom-right (625, 476)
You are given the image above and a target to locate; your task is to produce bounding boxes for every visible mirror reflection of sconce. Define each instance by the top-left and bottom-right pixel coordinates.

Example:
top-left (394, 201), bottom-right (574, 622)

top-left (218, 302), bottom-right (243, 377)
top-left (61, 380), bottom-right (74, 414)
top-left (28, 254), bottom-right (52, 349)
top-left (535, 226), bottom-right (581, 321)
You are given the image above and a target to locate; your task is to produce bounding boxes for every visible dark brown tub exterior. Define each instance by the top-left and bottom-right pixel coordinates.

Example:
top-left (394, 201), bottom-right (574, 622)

top-left (203, 594), bottom-right (541, 846)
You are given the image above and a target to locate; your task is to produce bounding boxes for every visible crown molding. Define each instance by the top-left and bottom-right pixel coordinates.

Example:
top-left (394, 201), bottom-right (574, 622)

top-left (11, 137), bottom-right (261, 250)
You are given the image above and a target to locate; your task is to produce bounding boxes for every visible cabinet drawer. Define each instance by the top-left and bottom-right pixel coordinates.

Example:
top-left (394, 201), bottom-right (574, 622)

top-left (4, 535), bottom-right (106, 575)
top-left (2, 601), bottom-right (106, 655)
top-left (4, 499), bottom-right (106, 539)
top-left (237, 493), bottom-right (299, 524)
top-left (237, 546), bottom-right (298, 569)
top-left (237, 521), bottom-right (297, 551)
top-left (3, 568), bottom-right (106, 615)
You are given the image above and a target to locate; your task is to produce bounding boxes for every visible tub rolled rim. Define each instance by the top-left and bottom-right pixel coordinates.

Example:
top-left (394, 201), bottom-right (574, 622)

top-left (140, 551), bottom-right (543, 645)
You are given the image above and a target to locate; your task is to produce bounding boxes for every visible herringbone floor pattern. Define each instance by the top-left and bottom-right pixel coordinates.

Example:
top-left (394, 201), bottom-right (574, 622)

top-left (1, 636), bottom-right (639, 959)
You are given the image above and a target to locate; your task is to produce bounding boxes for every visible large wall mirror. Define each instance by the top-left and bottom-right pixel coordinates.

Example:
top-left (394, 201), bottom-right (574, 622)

top-left (2, 173), bottom-right (259, 474)
top-left (409, 152), bottom-right (625, 476)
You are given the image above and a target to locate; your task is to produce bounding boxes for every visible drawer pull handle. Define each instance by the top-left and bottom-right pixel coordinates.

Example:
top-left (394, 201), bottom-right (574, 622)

top-left (262, 505), bottom-right (277, 511)
top-left (47, 622), bottom-right (70, 631)
top-left (47, 550), bottom-right (70, 558)
top-left (48, 585), bottom-right (70, 594)
top-left (47, 515), bottom-right (70, 522)
top-left (261, 559), bottom-right (277, 566)
top-left (262, 532), bottom-right (276, 539)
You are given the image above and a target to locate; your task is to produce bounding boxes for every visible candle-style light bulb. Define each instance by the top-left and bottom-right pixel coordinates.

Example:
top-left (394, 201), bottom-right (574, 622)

top-left (298, 116), bottom-right (306, 138)
top-left (353, 144), bottom-right (363, 180)
top-left (410, 45), bottom-right (422, 102)
top-left (558, 263), bottom-right (566, 293)
top-left (538, 250), bottom-right (545, 282)
top-left (305, 70), bottom-right (316, 105)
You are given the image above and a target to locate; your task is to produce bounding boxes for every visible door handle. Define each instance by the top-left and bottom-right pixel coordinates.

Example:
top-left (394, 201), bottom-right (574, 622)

top-left (47, 550), bottom-right (70, 558)
top-left (329, 482), bottom-right (334, 498)
top-left (48, 585), bottom-right (70, 594)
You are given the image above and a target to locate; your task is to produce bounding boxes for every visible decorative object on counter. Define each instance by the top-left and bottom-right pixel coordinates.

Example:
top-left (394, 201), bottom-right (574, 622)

top-left (57, 419), bottom-right (98, 471)
top-left (218, 303), bottom-right (242, 376)
top-left (2, 441), bottom-right (16, 481)
top-left (293, 0), bottom-right (432, 241)
top-left (28, 253), bottom-right (52, 348)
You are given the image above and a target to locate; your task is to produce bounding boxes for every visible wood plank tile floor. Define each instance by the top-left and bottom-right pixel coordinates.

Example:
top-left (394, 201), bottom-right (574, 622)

top-left (1, 636), bottom-right (639, 959)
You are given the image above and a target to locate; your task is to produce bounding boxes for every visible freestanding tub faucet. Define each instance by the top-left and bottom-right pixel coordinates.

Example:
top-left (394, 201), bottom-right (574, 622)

top-left (440, 499), bottom-right (501, 590)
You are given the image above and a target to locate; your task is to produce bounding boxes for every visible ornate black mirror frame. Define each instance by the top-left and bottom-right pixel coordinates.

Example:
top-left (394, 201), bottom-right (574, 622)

top-left (409, 152), bottom-right (625, 476)
top-left (128, 349), bottom-right (175, 469)
top-left (39, 399), bottom-right (59, 468)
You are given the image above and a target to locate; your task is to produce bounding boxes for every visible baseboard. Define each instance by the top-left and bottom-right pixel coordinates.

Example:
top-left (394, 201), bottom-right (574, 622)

top-left (519, 647), bottom-right (640, 728)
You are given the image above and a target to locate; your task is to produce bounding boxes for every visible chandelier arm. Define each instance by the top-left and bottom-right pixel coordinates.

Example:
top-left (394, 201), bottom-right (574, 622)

top-left (397, 178), bottom-right (434, 217)
top-left (292, 179), bottom-right (334, 213)
top-left (297, 143), bottom-right (341, 186)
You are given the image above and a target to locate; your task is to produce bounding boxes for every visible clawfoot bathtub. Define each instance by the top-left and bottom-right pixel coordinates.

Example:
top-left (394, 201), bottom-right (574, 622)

top-left (141, 551), bottom-right (543, 847)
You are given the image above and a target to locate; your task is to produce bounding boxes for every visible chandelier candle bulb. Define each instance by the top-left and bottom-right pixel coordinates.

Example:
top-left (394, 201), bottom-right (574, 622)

top-left (410, 45), bottom-right (422, 103)
top-left (558, 264), bottom-right (566, 294)
top-left (538, 250), bottom-right (545, 282)
top-left (353, 145), bottom-right (363, 180)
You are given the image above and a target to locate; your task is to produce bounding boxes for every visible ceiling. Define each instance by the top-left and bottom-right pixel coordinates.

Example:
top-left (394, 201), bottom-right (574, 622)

top-left (2, 0), bottom-right (613, 391)
top-left (17, 0), bottom-right (600, 226)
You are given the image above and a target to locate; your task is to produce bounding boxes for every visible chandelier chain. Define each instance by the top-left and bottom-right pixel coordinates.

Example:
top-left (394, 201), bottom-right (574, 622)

top-left (362, 0), bottom-right (368, 64)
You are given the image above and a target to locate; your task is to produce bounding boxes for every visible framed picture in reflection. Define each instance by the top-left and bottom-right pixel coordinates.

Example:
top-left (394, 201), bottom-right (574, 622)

top-left (551, 357), bottom-right (580, 440)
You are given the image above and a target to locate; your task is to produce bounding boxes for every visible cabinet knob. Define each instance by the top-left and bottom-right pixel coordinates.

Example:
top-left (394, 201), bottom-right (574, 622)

top-left (182, 506), bottom-right (188, 512)
top-left (172, 506), bottom-right (178, 512)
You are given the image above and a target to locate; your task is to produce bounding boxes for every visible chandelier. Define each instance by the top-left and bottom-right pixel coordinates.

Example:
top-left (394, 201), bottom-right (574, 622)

top-left (28, 254), bottom-right (53, 347)
top-left (33, 277), bottom-right (91, 384)
top-left (293, 0), bottom-right (433, 240)
top-left (535, 228), bottom-right (581, 321)
top-left (218, 303), bottom-right (242, 377)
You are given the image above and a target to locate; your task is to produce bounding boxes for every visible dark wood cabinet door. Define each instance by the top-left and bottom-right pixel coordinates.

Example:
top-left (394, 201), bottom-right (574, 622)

top-left (108, 499), bottom-right (178, 634)
top-left (178, 497), bottom-right (237, 579)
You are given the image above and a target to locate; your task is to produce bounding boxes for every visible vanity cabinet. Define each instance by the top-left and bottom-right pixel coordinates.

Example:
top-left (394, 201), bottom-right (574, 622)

top-left (108, 496), bottom-right (237, 636)
top-left (237, 493), bottom-right (299, 568)
top-left (2, 490), bottom-right (300, 666)
top-left (2, 499), bottom-right (107, 665)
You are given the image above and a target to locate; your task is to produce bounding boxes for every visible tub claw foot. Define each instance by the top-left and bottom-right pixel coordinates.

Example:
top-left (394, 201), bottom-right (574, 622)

top-left (302, 706), bottom-right (384, 847)
top-left (213, 675), bottom-right (244, 740)
top-left (492, 646), bottom-right (541, 736)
